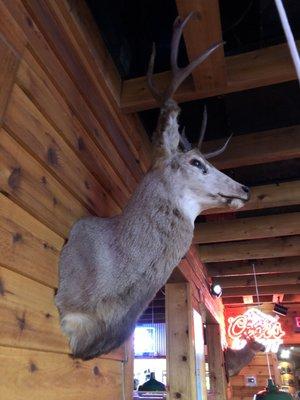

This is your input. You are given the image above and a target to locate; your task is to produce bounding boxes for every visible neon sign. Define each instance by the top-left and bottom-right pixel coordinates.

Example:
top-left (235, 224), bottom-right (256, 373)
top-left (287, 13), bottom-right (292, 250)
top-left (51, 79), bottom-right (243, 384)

top-left (227, 308), bottom-right (285, 353)
top-left (294, 316), bottom-right (300, 332)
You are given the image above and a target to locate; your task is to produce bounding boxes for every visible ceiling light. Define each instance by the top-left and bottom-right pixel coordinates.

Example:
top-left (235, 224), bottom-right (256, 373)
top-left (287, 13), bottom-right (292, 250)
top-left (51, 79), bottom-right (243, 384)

top-left (211, 283), bottom-right (222, 298)
top-left (280, 349), bottom-right (290, 359)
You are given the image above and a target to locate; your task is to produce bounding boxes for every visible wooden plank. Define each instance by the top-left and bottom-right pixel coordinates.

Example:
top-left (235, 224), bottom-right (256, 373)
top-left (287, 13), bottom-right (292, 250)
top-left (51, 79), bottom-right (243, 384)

top-left (49, 0), bottom-right (152, 173)
top-left (0, 266), bottom-right (67, 353)
top-left (17, 51), bottom-right (130, 208)
top-left (4, 84), bottom-right (119, 216)
top-left (207, 257), bottom-right (300, 278)
top-left (223, 284), bottom-right (300, 297)
top-left (223, 294), bottom-right (300, 305)
top-left (204, 180), bottom-right (300, 215)
top-left (3, 0), bottom-right (138, 192)
top-left (0, 1), bottom-right (26, 56)
top-left (0, 127), bottom-right (88, 237)
top-left (0, 194), bottom-right (63, 287)
top-left (175, 0), bottom-right (226, 90)
top-left (0, 37), bottom-right (20, 124)
top-left (198, 236), bottom-right (300, 263)
top-left (0, 346), bottom-right (122, 400)
top-left (0, 267), bottom-right (125, 360)
top-left (121, 41), bottom-right (299, 112)
top-left (203, 126), bottom-right (300, 170)
top-left (216, 271), bottom-right (300, 289)
top-left (20, 0), bottom-right (143, 183)
top-left (194, 212), bottom-right (300, 244)
top-left (206, 324), bottom-right (227, 400)
top-left (166, 283), bottom-right (197, 400)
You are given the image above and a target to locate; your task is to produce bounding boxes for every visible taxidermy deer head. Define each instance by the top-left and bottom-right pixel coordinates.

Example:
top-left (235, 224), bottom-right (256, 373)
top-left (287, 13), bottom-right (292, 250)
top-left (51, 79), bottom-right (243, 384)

top-left (55, 12), bottom-right (250, 360)
top-left (224, 336), bottom-right (266, 377)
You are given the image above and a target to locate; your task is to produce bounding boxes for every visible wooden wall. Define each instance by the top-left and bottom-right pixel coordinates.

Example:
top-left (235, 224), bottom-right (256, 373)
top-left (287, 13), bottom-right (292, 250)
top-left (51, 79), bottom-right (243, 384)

top-left (229, 354), bottom-right (280, 400)
top-left (0, 0), bottom-right (151, 398)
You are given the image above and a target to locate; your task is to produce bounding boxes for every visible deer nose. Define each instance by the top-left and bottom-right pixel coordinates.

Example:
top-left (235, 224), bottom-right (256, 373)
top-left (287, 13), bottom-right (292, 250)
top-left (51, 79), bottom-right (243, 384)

top-left (242, 185), bottom-right (250, 199)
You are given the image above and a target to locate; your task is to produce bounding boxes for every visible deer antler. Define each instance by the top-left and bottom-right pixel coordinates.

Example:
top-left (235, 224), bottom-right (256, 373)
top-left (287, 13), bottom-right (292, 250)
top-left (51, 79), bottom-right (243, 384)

top-left (147, 12), bottom-right (223, 105)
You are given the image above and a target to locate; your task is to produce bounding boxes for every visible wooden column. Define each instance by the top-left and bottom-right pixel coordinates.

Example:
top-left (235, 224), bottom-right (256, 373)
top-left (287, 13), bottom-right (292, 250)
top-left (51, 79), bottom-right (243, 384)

top-left (166, 282), bottom-right (197, 400)
top-left (206, 324), bottom-right (228, 400)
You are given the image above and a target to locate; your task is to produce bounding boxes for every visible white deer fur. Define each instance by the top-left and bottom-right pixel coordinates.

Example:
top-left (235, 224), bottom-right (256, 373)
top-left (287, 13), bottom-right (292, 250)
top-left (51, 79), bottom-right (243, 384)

top-left (55, 16), bottom-right (250, 360)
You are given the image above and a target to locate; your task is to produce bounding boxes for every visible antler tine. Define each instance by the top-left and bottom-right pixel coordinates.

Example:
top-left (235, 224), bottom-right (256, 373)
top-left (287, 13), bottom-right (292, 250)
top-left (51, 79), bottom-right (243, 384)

top-left (147, 43), bottom-right (162, 103)
top-left (147, 12), bottom-right (224, 104)
top-left (179, 127), bottom-right (192, 152)
top-left (170, 12), bottom-right (195, 73)
top-left (198, 105), bottom-right (207, 150)
top-left (204, 133), bottom-right (233, 159)
top-left (165, 10), bottom-right (224, 101)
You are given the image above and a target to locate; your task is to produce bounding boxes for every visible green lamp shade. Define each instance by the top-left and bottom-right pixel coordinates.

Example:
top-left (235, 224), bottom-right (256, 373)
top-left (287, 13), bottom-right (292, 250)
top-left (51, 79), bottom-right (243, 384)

top-left (138, 372), bottom-right (166, 392)
top-left (254, 379), bottom-right (293, 400)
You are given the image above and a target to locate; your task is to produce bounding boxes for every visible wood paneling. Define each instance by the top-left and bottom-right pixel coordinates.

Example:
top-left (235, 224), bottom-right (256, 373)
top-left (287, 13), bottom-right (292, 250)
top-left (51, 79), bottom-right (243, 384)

top-left (216, 271), bottom-right (300, 289)
top-left (198, 236), bottom-right (300, 263)
top-left (194, 212), bottom-right (300, 244)
top-left (4, 84), bottom-right (119, 216)
top-left (48, 0), bottom-right (151, 173)
top-left (0, 346), bottom-right (122, 400)
top-left (17, 51), bottom-right (130, 208)
top-left (0, 1), bottom-right (155, 397)
top-left (121, 41), bottom-right (299, 112)
top-left (0, 194), bottom-right (62, 287)
top-left (203, 126), bottom-right (300, 170)
top-left (21, 0), bottom-right (143, 182)
top-left (207, 257), bottom-right (300, 278)
top-left (3, 0), bottom-right (139, 192)
top-left (0, 37), bottom-right (20, 123)
top-left (0, 127), bottom-right (88, 237)
top-left (230, 354), bottom-right (279, 400)
top-left (223, 284), bottom-right (300, 297)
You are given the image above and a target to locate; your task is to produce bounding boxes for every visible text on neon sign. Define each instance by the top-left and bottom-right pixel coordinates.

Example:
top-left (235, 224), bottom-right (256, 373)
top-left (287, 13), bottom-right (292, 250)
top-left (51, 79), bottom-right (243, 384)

top-left (227, 308), bottom-right (285, 353)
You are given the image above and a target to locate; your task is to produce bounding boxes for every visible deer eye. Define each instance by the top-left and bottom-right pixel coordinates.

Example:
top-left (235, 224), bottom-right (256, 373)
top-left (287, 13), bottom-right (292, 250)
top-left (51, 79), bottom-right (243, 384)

top-left (190, 159), bottom-right (208, 174)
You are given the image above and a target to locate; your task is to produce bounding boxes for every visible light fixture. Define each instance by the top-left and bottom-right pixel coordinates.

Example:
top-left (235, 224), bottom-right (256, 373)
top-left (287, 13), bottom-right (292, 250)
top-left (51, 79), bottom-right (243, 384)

top-left (253, 378), bottom-right (293, 399)
top-left (273, 303), bottom-right (288, 316)
top-left (280, 349), bottom-right (290, 359)
top-left (210, 283), bottom-right (222, 298)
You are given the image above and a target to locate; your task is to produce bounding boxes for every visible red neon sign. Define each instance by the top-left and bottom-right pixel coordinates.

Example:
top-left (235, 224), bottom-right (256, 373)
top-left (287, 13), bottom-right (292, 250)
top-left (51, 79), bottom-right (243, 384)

top-left (227, 308), bottom-right (285, 353)
top-left (295, 316), bottom-right (300, 332)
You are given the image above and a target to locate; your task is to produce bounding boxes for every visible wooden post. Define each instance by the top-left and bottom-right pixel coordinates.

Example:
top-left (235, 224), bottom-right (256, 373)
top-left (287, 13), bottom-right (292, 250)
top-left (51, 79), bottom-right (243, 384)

top-left (166, 282), bottom-right (203, 400)
top-left (206, 324), bottom-right (228, 400)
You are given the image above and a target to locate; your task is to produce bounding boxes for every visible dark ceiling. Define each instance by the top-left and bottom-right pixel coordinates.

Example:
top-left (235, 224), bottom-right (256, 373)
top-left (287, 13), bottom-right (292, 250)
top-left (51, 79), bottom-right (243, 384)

top-left (87, 0), bottom-right (300, 188)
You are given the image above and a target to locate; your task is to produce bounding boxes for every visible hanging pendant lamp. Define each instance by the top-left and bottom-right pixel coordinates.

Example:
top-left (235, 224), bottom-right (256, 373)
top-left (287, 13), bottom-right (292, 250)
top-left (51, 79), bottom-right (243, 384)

top-left (253, 378), bottom-right (293, 400)
top-left (251, 264), bottom-right (293, 400)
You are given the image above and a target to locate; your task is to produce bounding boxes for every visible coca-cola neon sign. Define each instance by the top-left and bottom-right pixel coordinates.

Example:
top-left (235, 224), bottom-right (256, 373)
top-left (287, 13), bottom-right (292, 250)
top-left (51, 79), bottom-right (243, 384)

top-left (227, 308), bottom-right (285, 353)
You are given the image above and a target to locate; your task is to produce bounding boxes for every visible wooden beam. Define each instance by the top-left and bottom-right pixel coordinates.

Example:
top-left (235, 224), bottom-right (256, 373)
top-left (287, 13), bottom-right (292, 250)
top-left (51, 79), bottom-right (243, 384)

top-left (223, 294), bottom-right (300, 305)
top-left (198, 236), bottom-right (300, 263)
top-left (202, 126), bottom-right (300, 170)
top-left (166, 283), bottom-right (197, 400)
top-left (214, 272), bottom-right (300, 289)
top-left (121, 41), bottom-right (299, 112)
top-left (204, 180), bottom-right (300, 215)
top-left (222, 284), bottom-right (300, 297)
top-left (206, 324), bottom-right (228, 400)
top-left (207, 257), bottom-right (300, 277)
top-left (194, 212), bottom-right (300, 244)
top-left (175, 0), bottom-right (226, 90)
